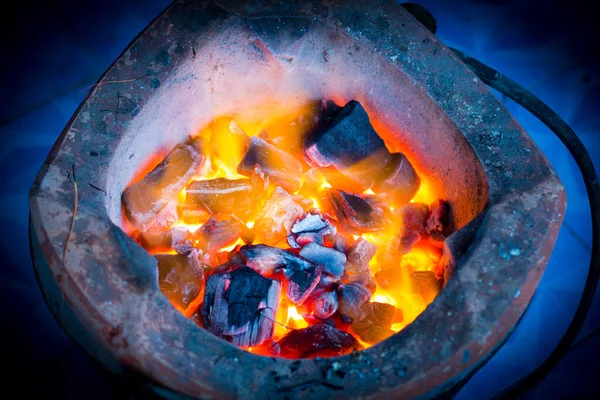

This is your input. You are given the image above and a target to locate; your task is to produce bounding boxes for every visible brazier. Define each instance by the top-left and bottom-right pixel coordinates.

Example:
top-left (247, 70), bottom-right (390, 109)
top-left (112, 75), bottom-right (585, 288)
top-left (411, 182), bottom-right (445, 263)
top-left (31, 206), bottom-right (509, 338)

top-left (29, 0), bottom-right (566, 398)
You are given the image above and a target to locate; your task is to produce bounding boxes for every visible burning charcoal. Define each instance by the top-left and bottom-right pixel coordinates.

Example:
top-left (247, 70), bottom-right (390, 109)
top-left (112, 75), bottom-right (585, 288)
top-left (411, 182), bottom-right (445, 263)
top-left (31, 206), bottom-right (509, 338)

top-left (277, 324), bottom-right (361, 359)
top-left (184, 178), bottom-right (253, 219)
top-left (299, 242), bottom-right (347, 279)
top-left (155, 250), bottom-right (203, 310)
top-left (292, 213), bottom-right (327, 233)
top-left (201, 266), bottom-right (281, 347)
top-left (398, 231), bottom-right (422, 255)
top-left (253, 187), bottom-right (305, 245)
top-left (373, 153), bottom-right (420, 207)
top-left (234, 244), bottom-right (313, 276)
top-left (333, 232), bottom-right (350, 253)
top-left (139, 226), bottom-right (189, 252)
top-left (349, 319), bottom-right (395, 344)
top-left (426, 200), bottom-right (451, 247)
top-left (147, 200), bottom-right (179, 230)
top-left (123, 138), bottom-right (204, 229)
top-left (252, 339), bottom-right (281, 357)
top-left (345, 238), bottom-right (378, 276)
top-left (179, 207), bottom-right (212, 225)
top-left (327, 189), bottom-right (388, 233)
top-left (411, 271), bottom-right (442, 303)
top-left (313, 291), bottom-right (339, 319)
top-left (395, 203), bottom-right (429, 236)
top-left (341, 273), bottom-right (377, 295)
top-left (372, 302), bottom-right (399, 327)
top-left (337, 283), bottom-right (372, 322)
top-left (303, 100), bottom-right (392, 191)
top-left (193, 217), bottom-right (243, 253)
top-left (287, 213), bottom-right (337, 249)
top-left (238, 136), bottom-right (303, 192)
top-left (285, 264), bottom-right (322, 305)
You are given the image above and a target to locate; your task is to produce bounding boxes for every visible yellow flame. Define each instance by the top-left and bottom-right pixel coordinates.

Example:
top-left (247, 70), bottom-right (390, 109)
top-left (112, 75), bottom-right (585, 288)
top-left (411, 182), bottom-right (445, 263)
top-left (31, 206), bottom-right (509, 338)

top-left (220, 238), bottom-right (246, 252)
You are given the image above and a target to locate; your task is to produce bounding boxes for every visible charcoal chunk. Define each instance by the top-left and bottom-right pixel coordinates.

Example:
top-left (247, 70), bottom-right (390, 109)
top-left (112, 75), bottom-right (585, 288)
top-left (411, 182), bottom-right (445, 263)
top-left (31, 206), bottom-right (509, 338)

top-left (345, 238), bottom-right (378, 277)
top-left (394, 203), bottom-right (429, 237)
top-left (285, 264), bottom-right (322, 305)
top-left (287, 213), bottom-right (337, 249)
top-left (238, 136), bottom-right (303, 192)
top-left (349, 319), bottom-right (395, 344)
top-left (277, 324), bottom-right (361, 358)
top-left (373, 153), bottom-right (420, 207)
top-left (291, 213), bottom-right (327, 233)
top-left (235, 244), bottom-right (313, 277)
top-left (193, 217), bottom-right (243, 253)
top-left (184, 178), bottom-right (253, 218)
top-left (299, 242), bottom-right (347, 278)
top-left (426, 200), bottom-right (451, 247)
top-left (139, 226), bottom-right (189, 252)
top-left (155, 250), bottom-right (203, 310)
top-left (372, 302), bottom-right (399, 327)
top-left (201, 266), bottom-right (281, 347)
top-left (254, 187), bottom-right (305, 245)
top-left (327, 189), bottom-right (388, 232)
top-left (146, 200), bottom-right (179, 230)
top-left (303, 100), bottom-right (392, 191)
top-left (123, 138), bottom-right (204, 229)
top-left (337, 283), bottom-right (372, 322)
top-left (313, 291), bottom-right (339, 319)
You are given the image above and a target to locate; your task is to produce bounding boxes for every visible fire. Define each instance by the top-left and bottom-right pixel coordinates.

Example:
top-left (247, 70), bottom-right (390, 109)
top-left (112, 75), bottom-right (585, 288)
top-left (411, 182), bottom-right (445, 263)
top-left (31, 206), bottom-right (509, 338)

top-left (123, 100), bottom-right (451, 358)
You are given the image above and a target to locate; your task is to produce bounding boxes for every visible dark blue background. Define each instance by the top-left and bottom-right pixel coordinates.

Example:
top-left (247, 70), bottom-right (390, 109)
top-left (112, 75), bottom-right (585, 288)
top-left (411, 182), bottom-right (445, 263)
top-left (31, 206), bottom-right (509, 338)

top-left (1, 0), bottom-right (599, 398)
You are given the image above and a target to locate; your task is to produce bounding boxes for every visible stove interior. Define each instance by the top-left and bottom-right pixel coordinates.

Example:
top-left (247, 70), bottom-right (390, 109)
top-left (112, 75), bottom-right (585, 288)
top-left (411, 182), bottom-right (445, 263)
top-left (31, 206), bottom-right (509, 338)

top-left (106, 23), bottom-right (489, 359)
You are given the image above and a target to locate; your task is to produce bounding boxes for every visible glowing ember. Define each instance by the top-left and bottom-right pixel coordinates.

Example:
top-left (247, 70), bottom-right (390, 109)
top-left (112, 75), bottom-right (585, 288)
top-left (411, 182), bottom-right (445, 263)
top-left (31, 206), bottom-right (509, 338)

top-left (122, 99), bottom-right (452, 358)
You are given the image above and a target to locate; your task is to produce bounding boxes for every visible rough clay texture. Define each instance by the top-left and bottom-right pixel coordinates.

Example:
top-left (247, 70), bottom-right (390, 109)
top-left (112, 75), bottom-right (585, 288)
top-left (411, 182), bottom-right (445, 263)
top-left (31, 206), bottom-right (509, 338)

top-left (29, 0), bottom-right (566, 399)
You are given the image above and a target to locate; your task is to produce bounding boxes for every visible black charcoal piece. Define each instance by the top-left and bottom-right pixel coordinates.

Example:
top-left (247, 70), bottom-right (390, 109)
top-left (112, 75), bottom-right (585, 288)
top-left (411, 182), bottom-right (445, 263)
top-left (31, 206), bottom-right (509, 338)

top-left (253, 187), bottom-right (305, 245)
top-left (277, 324), bottom-right (361, 358)
top-left (193, 217), bottom-right (243, 253)
top-left (155, 250), bottom-right (203, 310)
top-left (394, 202), bottom-right (429, 236)
top-left (285, 264), bottom-right (322, 305)
top-left (313, 291), bottom-right (339, 319)
top-left (349, 319), bottom-right (395, 344)
top-left (184, 178), bottom-right (253, 218)
top-left (238, 136), bottom-right (303, 192)
top-left (373, 152), bottom-right (420, 207)
top-left (327, 189), bottom-right (387, 232)
top-left (299, 242), bottom-right (346, 278)
top-left (303, 100), bottom-right (392, 191)
top-left (372, 302), bottom-right (398, 327)
top-left (337, 282), bottom-right (372, 322)
top-left (201, 266), bottom-right (281, 347)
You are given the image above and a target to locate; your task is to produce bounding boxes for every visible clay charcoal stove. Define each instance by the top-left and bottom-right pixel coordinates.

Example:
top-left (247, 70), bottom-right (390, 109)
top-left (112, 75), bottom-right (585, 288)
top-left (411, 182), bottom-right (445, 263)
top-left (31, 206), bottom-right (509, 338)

top-left (30, 1), bottom-right (566, 397)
